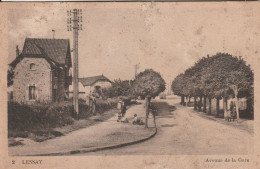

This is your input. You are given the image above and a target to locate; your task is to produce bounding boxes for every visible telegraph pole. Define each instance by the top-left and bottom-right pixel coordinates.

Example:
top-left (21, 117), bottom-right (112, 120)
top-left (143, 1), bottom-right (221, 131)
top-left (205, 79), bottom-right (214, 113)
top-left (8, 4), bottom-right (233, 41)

top-left (67, 9), bottom-right (83, 120)
top-left (134, 63), bottom-right (139, 78)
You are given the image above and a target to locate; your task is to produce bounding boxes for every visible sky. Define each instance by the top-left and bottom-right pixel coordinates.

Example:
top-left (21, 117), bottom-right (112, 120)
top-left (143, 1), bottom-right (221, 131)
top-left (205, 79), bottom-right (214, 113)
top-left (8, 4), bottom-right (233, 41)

top-left (8, 2), bottom-right (260, 89)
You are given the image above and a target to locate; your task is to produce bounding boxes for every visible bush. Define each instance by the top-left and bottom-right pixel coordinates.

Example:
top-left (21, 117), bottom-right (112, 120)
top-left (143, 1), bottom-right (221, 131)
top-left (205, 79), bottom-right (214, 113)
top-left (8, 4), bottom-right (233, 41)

top-left (8, 102), bottom-right (49, 132)
top-left (95, 99), bottom-right (117, 114)
top-left (8, 98), bottom-right (117, 138)
top-left (8, 101), bottom-right (78, 133)
top-left (45, 101), bottom-right (74, 128)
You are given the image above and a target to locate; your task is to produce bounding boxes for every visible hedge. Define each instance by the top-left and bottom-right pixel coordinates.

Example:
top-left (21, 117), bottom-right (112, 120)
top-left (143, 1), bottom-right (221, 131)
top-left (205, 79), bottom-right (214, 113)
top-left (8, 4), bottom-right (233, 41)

top-left (8, 99), bottom-right (117, 136)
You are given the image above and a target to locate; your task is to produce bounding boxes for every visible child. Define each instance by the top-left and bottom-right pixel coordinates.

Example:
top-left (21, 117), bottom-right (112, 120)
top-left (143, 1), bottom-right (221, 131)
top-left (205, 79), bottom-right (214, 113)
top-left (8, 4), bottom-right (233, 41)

top-left (133, 114), bottom-right (138, 124)
top-left (133, 114), bottom-right (144, 125)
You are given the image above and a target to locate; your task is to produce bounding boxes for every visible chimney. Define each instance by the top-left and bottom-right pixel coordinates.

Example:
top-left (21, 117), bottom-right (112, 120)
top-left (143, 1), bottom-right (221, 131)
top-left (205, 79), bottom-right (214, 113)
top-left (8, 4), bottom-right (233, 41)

top-left (52, 30), bottom-right (55, 39)
top-left (16, 45), bottom-right (19, 58)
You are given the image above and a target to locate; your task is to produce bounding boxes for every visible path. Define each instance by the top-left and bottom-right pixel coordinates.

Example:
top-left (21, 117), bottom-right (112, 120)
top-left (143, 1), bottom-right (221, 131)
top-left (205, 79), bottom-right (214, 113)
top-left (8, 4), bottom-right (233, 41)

top-left (83, 96), bottom-right (253, 155)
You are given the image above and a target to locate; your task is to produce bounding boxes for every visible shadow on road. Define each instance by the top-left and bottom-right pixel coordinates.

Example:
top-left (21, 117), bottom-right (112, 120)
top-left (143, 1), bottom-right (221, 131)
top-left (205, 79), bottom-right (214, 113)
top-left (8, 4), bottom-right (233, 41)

top-left (152, 101), bottom-right (176, 117)
top-left (160, 124), bottom-right (177, 128)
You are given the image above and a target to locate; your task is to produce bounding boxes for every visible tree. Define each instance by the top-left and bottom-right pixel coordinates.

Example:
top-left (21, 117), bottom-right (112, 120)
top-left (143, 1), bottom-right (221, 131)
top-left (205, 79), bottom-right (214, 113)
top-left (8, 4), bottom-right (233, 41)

top-left (171, 73), bottom-right (185, 105)
top-left (202, 54), bottom-right (253, 121)
top-left (102, 79), bottom-right (132, 98)
top-left (171, 53), bottom-right (253, 121)
top-left (226, 69), bottom-right (253, 122)
top-left (132, 69), bottom-right (165, 128)
top-left (132, 69), bottom-right (166, 99)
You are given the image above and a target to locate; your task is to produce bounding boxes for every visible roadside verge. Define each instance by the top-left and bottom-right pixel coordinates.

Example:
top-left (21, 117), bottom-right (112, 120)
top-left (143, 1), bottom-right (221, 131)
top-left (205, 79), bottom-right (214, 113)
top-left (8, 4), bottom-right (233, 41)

top-left (9, 104), bottom-right (157, 156)
top-left (36, 127), bottom-right (157, 156)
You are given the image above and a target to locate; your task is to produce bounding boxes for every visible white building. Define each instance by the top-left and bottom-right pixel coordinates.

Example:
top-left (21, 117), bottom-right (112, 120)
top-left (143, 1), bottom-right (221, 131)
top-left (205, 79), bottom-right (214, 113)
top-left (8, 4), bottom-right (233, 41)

top-left (69, 75), bottom-right (112, 99)
top-left (79, 75), bottom-right (112, 96)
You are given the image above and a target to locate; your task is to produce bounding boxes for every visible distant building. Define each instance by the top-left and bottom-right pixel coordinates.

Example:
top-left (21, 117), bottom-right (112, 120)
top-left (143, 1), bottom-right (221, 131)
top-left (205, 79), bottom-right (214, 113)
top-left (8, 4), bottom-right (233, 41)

top-left (10, 38), bottom-right (72, 103)
top-left (69, 75), bottom-right (112, 98)
top-left (69, 81), bottom-right (86, 99)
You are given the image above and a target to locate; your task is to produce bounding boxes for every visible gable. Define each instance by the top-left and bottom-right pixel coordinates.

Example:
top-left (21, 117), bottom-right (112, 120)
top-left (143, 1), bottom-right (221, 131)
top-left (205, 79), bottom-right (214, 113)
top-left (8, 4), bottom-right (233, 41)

top-left (15, 57), bottom-right (51, 71)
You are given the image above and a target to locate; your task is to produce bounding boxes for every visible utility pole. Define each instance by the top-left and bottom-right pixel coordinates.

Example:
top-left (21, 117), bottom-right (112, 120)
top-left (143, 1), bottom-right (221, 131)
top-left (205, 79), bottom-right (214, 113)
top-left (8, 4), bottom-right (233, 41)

top-left (134, 63), bottom-right (140, 78)
top-left (67, 9), bottom-right (83, 120)
top-left (168, 80), bottom-right (171, 95)
top-left (52, 30), bottom-right (55, 39)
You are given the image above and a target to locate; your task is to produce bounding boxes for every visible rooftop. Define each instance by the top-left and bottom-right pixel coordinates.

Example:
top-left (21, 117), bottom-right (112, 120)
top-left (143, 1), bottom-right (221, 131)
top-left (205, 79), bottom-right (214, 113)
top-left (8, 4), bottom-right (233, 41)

top-left (79, 75), bottom-right (111, 86)
top-left (10, 38), bottom-right (71, 67)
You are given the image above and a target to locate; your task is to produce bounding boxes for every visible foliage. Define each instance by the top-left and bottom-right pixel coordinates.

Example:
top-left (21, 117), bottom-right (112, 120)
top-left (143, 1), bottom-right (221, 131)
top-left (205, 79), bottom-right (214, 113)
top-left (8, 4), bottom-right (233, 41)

top-left (102, 79), bottom-right (133, 99)
top-left (132, 69), bottom-right (166, 98)
top-left (8, 101), bottom-right (74, 132)
top-left (171, 53), bottom-right (254, 116)
top-left (172, 53), bottom-right (253, 98)
top-left (8, 98), bottom-right (117, 137)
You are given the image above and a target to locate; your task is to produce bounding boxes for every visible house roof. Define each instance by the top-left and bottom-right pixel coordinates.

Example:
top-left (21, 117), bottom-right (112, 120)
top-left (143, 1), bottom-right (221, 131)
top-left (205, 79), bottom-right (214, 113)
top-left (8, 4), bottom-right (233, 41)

top-left (10, 38), bottom-right (71, 67)
top-left (79, 75), bottom-right (111, 86)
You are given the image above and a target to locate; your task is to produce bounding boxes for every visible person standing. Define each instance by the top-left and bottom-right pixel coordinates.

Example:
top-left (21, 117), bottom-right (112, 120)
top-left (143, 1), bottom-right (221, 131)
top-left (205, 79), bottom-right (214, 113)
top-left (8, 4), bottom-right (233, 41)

top-left (228, 101), bottom-right (234, 122)
top-left (92, 95), bottom-right (96, 115)
top-left (88, 94), bottom-right (96, 115)
top-left (117, 99), bottom-right (122, 122)
top-left (121, 100), bottom-right (127, 117)
top-left (88, 95), bottom-right (93, 113)
top-left (231, 103), bottom-right (236, 121)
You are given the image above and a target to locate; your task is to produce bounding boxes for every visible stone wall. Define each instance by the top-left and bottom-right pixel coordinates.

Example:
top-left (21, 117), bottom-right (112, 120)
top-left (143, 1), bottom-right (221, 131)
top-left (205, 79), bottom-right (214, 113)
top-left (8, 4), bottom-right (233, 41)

top-left (13, 57), bottom-right (51, 103)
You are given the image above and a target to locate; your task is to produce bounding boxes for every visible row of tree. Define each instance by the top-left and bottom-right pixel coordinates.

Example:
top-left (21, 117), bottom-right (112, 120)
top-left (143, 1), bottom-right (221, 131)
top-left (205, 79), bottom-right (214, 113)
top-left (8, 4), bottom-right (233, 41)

top-left (103, 69), bottom-right (166, 100)
top-left (171, 53), bottom-right (254, 121)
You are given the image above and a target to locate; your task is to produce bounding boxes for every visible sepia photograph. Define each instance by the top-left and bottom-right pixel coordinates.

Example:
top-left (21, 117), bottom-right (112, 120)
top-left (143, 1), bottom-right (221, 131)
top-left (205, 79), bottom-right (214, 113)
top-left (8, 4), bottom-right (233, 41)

top-left (1, 1), bottom-right (260, 169)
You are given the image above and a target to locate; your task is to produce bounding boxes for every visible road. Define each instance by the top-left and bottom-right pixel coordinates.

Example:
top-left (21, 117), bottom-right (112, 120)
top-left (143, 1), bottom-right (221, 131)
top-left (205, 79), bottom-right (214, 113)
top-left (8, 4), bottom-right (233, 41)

top-left (81, 96), bottom-right (253, 155)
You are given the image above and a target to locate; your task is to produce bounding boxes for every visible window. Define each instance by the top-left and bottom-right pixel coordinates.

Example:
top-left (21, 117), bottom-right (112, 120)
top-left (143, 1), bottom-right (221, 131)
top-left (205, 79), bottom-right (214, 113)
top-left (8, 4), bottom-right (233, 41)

top-left (30, 63), bottom-right (35, 70)
top-left (29, 86), bottom-right (36, 100)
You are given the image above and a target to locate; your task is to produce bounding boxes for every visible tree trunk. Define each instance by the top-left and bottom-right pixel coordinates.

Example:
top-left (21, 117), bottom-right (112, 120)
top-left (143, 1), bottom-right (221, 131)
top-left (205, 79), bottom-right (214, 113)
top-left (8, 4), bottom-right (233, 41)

top-left (208, 98), bottom-right (212, 114)
top-left (232, 86), bottom-right (240, 122)
top-left (223, 97), bottom-right (227, 119)
top-left (203, 96), bottom-right (207, 113)
top-left (198, 95), bottom-right (202, 111)
top-left (216, 98), bottom-right (220, 116)
top-left (181, 95), bottom-right (184, 105)
top-left (145, 97), bottom-right (149, 128)
top-left (194, 97), bottom-right (197, 110)
top-left (188, 96), bottom-right (191, 103)
top-left (247, 96), bottom-right (254, 120)
top-left (185, 96), bottom-right (188, 106)
top-left (235, 96), bottom-right (240, 122)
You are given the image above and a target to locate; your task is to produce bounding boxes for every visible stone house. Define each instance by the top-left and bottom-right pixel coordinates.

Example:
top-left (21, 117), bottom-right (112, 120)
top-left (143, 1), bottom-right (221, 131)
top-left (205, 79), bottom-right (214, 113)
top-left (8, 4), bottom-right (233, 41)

top-left (10, 38), bottom-right (72, 103)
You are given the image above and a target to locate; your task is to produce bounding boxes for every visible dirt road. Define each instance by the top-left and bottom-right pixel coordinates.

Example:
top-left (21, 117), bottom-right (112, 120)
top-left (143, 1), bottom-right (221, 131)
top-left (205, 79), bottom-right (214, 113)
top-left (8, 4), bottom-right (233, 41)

top-left (83, 96), bottom-right (253, 155)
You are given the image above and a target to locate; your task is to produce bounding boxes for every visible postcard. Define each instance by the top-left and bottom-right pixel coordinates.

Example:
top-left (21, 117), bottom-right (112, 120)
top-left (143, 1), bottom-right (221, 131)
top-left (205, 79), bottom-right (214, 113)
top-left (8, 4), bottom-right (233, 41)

top-left (0, 2), bottom-right (259, 169)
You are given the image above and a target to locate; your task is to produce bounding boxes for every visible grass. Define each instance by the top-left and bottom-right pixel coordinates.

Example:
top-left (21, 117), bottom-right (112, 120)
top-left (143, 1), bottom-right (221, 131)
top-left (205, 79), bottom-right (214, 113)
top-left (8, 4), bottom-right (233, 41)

top-left (8, 99), bottom-right (118, 146)
top-left (101, 125), bottom-right (155, 146)
top-left (55, 108), bottom-right (118, 135)
top-left (8, 108), bottom-right (118, 146)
